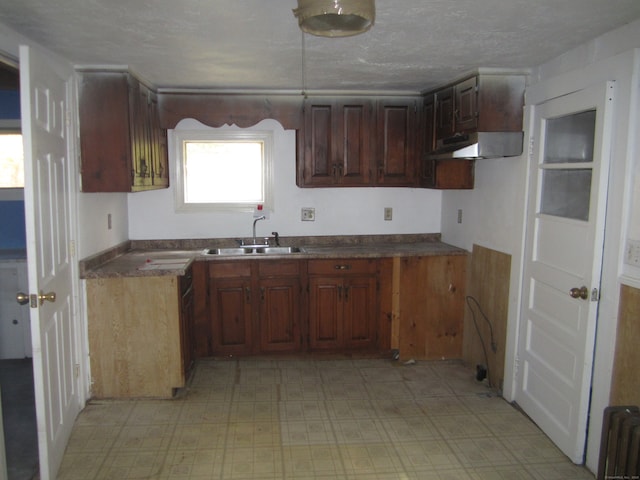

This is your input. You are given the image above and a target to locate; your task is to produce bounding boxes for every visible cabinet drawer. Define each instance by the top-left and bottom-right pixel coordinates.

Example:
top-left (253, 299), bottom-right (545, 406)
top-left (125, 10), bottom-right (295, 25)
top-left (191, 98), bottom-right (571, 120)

top-left (258, 260), bottom-right (301, 277)
top-left (308, 258), bottom-right (376, 275)
top-left (209, 261), bottom-right (251, 278)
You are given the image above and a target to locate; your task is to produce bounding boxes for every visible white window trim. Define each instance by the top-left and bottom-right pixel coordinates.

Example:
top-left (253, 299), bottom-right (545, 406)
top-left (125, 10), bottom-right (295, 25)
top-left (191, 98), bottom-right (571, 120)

top-left (172, 128), bottom-right (274, 213)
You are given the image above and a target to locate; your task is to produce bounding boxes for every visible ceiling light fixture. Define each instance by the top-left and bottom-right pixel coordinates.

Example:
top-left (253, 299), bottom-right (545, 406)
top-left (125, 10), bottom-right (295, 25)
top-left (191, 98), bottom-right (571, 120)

top-left (293, 0), bottom-right (375, 37)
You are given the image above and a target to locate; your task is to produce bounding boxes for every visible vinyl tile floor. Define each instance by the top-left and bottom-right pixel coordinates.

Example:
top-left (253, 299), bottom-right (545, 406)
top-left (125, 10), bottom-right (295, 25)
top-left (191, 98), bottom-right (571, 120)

top-left (58, 357), bottom-right (596, 479)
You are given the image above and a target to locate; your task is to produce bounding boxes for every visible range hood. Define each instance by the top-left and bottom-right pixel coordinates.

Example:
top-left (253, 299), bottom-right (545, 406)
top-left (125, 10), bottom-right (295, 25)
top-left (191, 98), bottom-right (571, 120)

top-left (427, 131), bottom-right (524, 160)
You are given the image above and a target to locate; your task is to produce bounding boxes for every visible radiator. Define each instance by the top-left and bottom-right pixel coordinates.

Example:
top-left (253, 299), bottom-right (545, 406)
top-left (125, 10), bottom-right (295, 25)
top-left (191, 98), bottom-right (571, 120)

top-left (598, 405), bottom-right (640, 479)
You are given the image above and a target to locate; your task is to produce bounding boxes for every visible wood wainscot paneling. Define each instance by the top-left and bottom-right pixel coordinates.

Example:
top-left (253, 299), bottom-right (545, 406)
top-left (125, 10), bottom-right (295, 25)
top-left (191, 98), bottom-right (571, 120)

top-left (610, 284), bottom-right (640, 406)
top-left (462, 244), bottom-right (511, 390)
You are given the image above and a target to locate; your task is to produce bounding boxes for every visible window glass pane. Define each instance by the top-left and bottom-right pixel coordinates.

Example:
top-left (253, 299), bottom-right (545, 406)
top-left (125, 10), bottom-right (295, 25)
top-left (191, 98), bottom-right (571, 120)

top-left (540, 169), bottom-right (592, 221)
top-left (543, 110), bottom-right (596, 164)
top-left (183, 141), bottom-right (263, 204)
top-left (0, 134), bottom-right (24, 188)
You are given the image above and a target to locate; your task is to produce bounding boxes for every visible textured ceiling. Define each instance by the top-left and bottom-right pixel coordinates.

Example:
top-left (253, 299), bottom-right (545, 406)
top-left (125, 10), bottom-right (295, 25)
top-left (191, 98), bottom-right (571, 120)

top-left (1, 0), bottom-right (639, 93)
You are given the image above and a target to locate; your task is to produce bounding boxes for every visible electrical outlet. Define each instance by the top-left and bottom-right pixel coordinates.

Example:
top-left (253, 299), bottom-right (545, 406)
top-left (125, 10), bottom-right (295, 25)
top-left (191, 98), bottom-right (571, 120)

top-left (457, 209), bottom-right (463, 224)
top-left (301, 207), bottom-right (315, 221)
top-left (384, 207), bottom-right (393, 221)
top-left (107, 213), bottom-right (112, 230)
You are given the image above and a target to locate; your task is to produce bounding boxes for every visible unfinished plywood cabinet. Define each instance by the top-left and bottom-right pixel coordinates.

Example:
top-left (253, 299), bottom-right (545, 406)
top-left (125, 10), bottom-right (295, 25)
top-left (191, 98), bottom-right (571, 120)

top-left (87, 274), bottom-right (191, 398)
top-left (396, 255), bottom-right (466, 360)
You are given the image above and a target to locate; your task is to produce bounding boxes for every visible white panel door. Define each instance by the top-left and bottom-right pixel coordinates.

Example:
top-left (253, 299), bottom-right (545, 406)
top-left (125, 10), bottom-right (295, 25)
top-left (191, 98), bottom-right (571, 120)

top-left (517, 81), bottom-right (614, 463)
top-left (20, 44), bottom-right (81, 480)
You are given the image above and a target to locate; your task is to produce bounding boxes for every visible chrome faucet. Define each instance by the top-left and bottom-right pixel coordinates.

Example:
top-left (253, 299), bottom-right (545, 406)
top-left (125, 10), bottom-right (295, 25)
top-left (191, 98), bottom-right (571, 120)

top-left (252, 215), bottom-right (266, 245)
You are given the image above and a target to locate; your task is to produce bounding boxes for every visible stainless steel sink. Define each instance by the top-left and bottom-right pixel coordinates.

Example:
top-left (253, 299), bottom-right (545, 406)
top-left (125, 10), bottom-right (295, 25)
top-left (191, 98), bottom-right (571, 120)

top-left (204, 246), bottom-right (302, 256)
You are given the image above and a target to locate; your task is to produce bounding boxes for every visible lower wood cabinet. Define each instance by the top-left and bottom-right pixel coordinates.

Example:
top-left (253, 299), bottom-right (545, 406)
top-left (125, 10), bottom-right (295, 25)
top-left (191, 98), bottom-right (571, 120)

top-left (208, 260), bottom-right (304, 356)
top-left (308, 259), bottom-right (378, 351)
top-left (195, 253), bottom-right (466, 358)
top-left (209, 261), bottom-right (253, 355)
top-left (397, 255), bottom-right (466, 360)
top-left (87, 272), bottom-right (193, 398)
top-left (258, 261), bottom-right (303, 353)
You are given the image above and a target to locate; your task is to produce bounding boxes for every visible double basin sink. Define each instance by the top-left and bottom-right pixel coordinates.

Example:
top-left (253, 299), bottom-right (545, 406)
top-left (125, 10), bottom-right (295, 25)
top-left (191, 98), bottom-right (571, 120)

top-left (204, 246), bottom-right (303, 256)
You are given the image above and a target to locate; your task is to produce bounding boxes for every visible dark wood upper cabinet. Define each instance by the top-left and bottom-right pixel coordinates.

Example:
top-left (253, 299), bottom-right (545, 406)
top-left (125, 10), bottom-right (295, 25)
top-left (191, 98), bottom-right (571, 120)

top-left (423, 73), bottom-right (526, 190)
top-left (434, 86), bottom-right (455, 141)
top-left (455, 76), bottom-right (479, 133)
top-left (420, 94), bottom-right (436, 187)
top-left (78, 70), bottom-right (169, 192)
top-left (434, 73), bottom-right (525, 145)
top-left (375, 98), bottom-right (419, 187)
top-left (299, 96), bottom-right (419, 188)
top-left (422, 93), bottom-right (474, 190)
top-left (301, 98), bottom-right (373, 187)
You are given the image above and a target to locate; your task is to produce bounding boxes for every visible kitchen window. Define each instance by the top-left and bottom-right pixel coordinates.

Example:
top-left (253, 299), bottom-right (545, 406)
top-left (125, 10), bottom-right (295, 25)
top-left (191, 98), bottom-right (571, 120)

top-left (173, 129), bottom-right (273, 212)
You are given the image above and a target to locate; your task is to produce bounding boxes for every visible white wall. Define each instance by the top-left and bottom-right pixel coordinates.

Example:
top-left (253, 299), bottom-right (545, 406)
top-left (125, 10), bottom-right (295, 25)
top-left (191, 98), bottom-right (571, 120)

top-left (441, 19), bottom-right (640, 473)
top-left (76, 193), bottom-right (129, 258)
top-left (441, 156), bottom-right (527, 255)
top-left (128, 119), bottom-right (442, 240)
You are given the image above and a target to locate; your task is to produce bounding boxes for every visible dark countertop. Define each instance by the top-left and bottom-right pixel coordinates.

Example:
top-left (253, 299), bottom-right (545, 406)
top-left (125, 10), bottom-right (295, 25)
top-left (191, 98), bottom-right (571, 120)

top-left (80, 234), bottom-right (468, 279)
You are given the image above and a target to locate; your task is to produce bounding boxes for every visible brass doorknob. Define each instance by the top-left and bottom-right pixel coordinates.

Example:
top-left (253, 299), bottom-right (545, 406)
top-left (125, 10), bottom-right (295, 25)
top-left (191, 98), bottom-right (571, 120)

top-left (38, 291), bottom-right (56, 305)
top-left (16, 292), bottom-right (29, 305)
top-left (569, 286), bottom-right (589, 300)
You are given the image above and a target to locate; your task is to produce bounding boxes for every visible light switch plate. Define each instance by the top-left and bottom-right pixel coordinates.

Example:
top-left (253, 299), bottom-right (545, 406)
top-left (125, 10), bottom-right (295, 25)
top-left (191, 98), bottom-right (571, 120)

top-left (625, 239), bottom-right (640, 266)
top-left (384, 207), bottom-right (392, 221)
top-left (301, 207), bottom-right (315, 221)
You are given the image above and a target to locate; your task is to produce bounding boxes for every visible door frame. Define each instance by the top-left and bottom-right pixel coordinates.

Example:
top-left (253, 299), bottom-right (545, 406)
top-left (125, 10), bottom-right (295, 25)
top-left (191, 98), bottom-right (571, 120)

top-left (0, 50), bottom-right (19, 480)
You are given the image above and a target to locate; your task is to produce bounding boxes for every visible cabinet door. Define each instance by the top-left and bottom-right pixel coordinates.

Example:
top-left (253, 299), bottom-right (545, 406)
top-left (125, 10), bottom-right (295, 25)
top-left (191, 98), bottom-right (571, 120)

top-left (421, 94), bottom-right (436, 188)
top-left (259, 277), bottom-right (302, 353)
top-left (398, 255), bottom-right (465, 360)
top-left (455, 76), bottom-right (478, 133)
top-left (435, 86), bottom-right (455, 141)
top-left (376, 98), bottom-right (418, 186)
top-left (432, 159), bottom-right (475, 189)
top-left (210, 277), bottom-right (253, 355)
top-left (79, 71), bottom-right (133, 192)
top-left (336, 101), bottom-right (373, 186)
top-left (149, 90), bottom-right (169, 188)
top-left (309, 276), bottom-right (343, 350)
top-left (302, 102), bottom-right (335, 186)
top-left (191, 260), bottom-right (210, 357)
top-left (343, 275), bottom-right (377, 350)
top-left (130, 79), bottom-right (153, 190)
